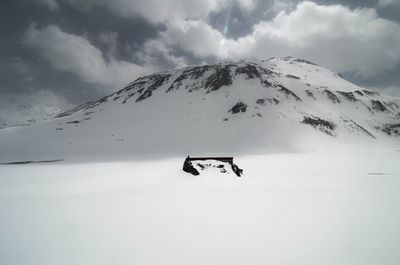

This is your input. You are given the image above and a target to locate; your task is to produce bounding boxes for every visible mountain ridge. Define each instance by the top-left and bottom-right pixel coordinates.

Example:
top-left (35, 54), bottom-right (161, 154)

top-left (0, 56), bottom-right (399, 161)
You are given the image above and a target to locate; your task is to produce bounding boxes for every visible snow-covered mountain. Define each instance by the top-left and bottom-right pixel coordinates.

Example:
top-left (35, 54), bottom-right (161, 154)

top-left (0, 104), bottom-right (61, 129)
top-left (1, 57), bottom-right (399, 161)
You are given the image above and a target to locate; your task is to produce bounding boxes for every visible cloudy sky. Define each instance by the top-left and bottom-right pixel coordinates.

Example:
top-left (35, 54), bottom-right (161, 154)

top-left (1, 0), bottom-right (400, 111)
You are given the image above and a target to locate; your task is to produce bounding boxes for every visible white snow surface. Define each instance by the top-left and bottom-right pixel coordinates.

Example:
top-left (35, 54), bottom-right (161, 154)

top-left (1, 150), bottom-right (400, 265)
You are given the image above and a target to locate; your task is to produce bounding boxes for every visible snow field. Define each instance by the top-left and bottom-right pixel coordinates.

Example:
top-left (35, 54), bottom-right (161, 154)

top-left (1, 149), bottom-right (399, 265)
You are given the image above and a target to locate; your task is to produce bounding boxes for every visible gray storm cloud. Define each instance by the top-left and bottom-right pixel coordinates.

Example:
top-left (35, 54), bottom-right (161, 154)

top-left (1, 0), bottom-right (399, 111)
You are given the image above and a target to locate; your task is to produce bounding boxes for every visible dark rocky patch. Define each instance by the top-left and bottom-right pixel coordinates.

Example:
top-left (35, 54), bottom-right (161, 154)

top-left (302, 116), bottom-right (336, 136)
top-left (277, 85), bottom-right (301, 101)
top-left (259, 67), bottom-right (275, 76)
top-left (66, 120), bottom-right (80, 124)
top-left (205, 66), bottom-right (233, 92)
top-left (121, 76), bottom-right (148, 94)
top-left (262, 80), bottom-right (273, 87)
top-left (363, 90), bottom-right (379, 96)
top-left (123, 88), bottom-right (144, 104)
top-left (371, 100), bottom-right (388, 112)
top-left (376, 123), bottom-right (400, 136)
top-left (183, 156), bottom-right (243, 177)
top-left (337, 91), bottom-right (357, 102)
top-left (235, 64), bottom-right (261, 79)
top-left (189, 65), bottom-right (213, 79)
top-left (354, 90), bottom-right (364, 96)
top-left (1, 159), bottom-right (64, 165)
top-left (292, 58), bottom-right (318, 66)
top-left (229, 102), bottom-right (247, 114)
top-left (256, 97), bottom-right (280, 106)
top-left (166, 73), bottom-right (190, 92)
top-left (286, 74), bottom-right (300, 80)
top-left (324, 90), bottom-right (340, 104)
top-left (256, 99), bottom-right (265, 105)
top-left (305, 90), bottom-right (316, 99)
top-left (136, 74), bottom-right (171, 102)
top-left (385, 101), bottom-right (400, 111)
top-left (166, 65), bottom-right (212, 92)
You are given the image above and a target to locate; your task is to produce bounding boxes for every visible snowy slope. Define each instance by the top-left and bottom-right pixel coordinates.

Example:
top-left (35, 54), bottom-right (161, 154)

top-left (0, 57), bottom-right (399, 162)
top-left (0, 104), bottom-right (61, 129)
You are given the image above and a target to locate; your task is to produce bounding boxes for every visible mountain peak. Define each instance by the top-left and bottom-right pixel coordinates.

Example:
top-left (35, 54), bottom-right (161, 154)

top-left (1, 58), bottom-right (399, 161)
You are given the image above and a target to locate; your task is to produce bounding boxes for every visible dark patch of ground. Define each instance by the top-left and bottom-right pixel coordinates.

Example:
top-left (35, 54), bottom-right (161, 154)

top-left (1, 159), bottom-right (64, 165)
top-left (66, 120), bottom-right (80, 124)
top-left (376, 123), bottom-right (400, 136)
top-left (371, 100), bottom-right (388, 112)
top-left (229, 102), bottom-right (247, 114)
top-left (324, 90), bottom-right (340, 104)
top-left (337, 91), bottom-right (357, 102)
top-left (256, 97), bottom-right (280, 106)
top-left (205, 66), bottom-right (234, 92)
top-left (363, 90), bottom-right (379, 96)
top-left (292, 58), bottom-right (318, 66)
top-left (166, 65), bottom-right (212, 93)
top-left (136, 74), bottom-right (172, 102)
top-left (302, 116), bottom-right (336, 136)
top-left (183, 157), bottom-right (243, 177)
top-left (354, 90), bottom-right (364, 96)
top-left (277, 85), bottom-right (301, 101)
top-left (286, 74), bottom-right (300, 80)
top-left (235, 64), bottom-right (261, 79)
top-left (305, 90), bottom-right (316, 99)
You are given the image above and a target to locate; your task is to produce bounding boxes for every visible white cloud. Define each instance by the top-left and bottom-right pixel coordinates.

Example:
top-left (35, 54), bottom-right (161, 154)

top-left (24, 24), bottom-right (153, 90)
top-left (0, 89), bottom-right (69, 112)
top-left (134, 39), bottom-right (188, 70)
top-left (157, 1), bottom-right (400, 77)
top-left (28, 1), bottom-right (400, 81)
top-left (236, 0), bottom-right (256, 11)
top-left (162, 20), bottom-right (229, 59)
top-left (377, 0), bottom-right (400, 7)
top-left (98, 31), bottom-right (119, 56)
top-left (375, 85), bottom-right (400, 97)
top-left (238, 1), bottom-right (400, 76)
